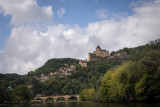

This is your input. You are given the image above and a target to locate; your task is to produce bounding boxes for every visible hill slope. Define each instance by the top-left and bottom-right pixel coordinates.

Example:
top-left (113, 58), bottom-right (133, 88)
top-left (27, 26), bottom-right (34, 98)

top-left (80, 39), bottom-right (160, 102)
top-left (1, 39), bottom-right (160, 103)
top-left (28, 58), bottom-right (79, 76)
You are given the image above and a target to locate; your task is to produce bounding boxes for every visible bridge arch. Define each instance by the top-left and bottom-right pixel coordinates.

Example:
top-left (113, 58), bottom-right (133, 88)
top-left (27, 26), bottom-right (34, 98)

top-left (34, 97), bottom-right (46, 103)
top-left (45, 97), bottom-right (54, 103)
top-left (68, 96), bottom-right (78, 101)
top-left (35, 97), bottom-right (42, 100)
top-left (56, 97), bottom-right (66, 102)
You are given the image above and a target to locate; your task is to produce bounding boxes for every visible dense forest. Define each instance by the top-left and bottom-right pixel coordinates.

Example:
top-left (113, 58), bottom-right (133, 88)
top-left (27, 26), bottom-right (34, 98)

top-left (80, 39), bottom-right (160, 102)
top-left (0, 39), bottom-right (160, 103)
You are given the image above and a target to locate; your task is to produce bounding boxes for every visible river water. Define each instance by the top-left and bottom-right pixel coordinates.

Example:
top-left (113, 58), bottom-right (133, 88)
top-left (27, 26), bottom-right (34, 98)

top-left (0, 102), bottom-right (160, 107)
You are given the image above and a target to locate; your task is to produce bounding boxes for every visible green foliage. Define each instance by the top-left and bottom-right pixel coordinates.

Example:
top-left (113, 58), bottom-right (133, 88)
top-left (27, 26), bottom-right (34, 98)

top-left (135, 50), bottom-right (160, 102)
top-left (27, 58), bottom-right (122, 98)
top-left (1, 39), bottom-right (160, 103)
top-left (80, 88), bottom-right (95, 101)
top-left (15, 85), bottom-right (31, 101)
top-left (5, 90), bottom-right (18, 103)
top-left (62, 80), bottom-right (81, 94)
top-left (0, 86), bottom-right (6, 103)
top-left (92, 49), bottom-right (160, 102)
top-left (0, 73), bottom-right (19, 81)
top-left (0, 86), bottom-right (21, 103)
top-left (118, 39), bottom-right (160, 61)
top-left (28, 58), bottom-right (79, 76)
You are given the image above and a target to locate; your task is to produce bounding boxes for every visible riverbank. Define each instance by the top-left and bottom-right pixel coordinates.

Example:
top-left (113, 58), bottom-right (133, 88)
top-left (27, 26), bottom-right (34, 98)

top-left (1, 102), bottom-right (160, 107)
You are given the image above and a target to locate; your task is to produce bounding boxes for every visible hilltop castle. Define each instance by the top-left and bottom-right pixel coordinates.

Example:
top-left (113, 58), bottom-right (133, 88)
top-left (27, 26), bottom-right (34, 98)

top-left (88, 45), bottom-right (129, 61)
top-left (88, 45), bottom-right (110, 61)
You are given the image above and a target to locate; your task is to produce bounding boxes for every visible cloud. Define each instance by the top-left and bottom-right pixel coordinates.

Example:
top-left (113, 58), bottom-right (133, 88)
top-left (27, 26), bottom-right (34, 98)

top-left (0, 0), bottom-right (53, 25)
top-left (92, 0), bottom-right (160, 50)
top-left (0, 0), bottom-right (160, 74)
top-left (95, 9), bottom-right (108, 19)
top-left (57, 8), bottom-right (65, 18)
top-left (0, 24), bottom-right (91, 74)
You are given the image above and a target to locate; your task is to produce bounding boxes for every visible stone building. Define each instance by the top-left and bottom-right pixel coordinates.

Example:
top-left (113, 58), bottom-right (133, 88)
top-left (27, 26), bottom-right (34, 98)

top-left (88, 45), bottom-right (109, 61)
top-left (79, 60), bottom-right (87, 67)
top-left (113, 52), bottom-right (128, 59)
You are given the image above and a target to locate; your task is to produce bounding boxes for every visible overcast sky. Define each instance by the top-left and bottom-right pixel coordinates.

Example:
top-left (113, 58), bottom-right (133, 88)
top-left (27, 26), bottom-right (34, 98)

top-left (0, 0), bottom-right (160, 74)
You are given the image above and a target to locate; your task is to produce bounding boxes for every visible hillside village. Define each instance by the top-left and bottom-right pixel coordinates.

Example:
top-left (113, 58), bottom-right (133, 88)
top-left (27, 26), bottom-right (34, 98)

top-left (35, 45), bottom-right (129, 81)
top-left (35, 64), bottom-right (76, 81)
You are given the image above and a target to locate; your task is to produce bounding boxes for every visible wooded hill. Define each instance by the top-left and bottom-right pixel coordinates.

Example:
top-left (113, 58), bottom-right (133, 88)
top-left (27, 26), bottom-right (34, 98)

top-left (0, 39), bottom-right (160, 103)
top-left (28, 58), bottom-right (79, 76)
top-left (80, 39), bottom-right (160, 102)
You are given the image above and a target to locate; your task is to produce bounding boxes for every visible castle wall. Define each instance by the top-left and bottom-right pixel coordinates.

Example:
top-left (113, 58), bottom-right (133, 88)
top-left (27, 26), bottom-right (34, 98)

top-left (88, 46), bottom-right (129, 61)
top-left (88, 53), bottom-right (92, 61)
top-left (88, 46), bottom-right (109, 61)
top-left (101, 51), bottom-right (109, 57)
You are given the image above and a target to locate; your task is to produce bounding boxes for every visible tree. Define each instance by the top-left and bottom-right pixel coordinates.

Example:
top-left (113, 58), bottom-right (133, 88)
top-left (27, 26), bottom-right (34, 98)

top-left (62, 80), bottom-right (81, 95)
top-left (0, 86), bottom-right (6, 103)
top-left (15, 85), bottom-right (31, 101)
top-left (80, 88), bottom-right (95, 101)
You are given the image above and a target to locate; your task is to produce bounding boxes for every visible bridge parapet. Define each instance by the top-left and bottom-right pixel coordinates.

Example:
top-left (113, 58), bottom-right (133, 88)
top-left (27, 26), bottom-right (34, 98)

top-left (34, 95), bottom-right (80, 102)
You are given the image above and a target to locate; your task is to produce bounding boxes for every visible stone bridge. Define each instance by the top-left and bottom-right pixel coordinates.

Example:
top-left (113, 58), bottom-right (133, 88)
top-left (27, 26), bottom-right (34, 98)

top-left (34, 95), bottom-right (80, 102)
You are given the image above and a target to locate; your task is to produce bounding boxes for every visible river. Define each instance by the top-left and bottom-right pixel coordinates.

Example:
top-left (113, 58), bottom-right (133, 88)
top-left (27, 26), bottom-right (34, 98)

top-left (0, 102), bottom-right (160, 107)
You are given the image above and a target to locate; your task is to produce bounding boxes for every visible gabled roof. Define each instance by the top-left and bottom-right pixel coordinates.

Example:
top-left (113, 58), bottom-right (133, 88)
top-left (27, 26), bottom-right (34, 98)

top-left (96, 45), bottom-right (101, 49)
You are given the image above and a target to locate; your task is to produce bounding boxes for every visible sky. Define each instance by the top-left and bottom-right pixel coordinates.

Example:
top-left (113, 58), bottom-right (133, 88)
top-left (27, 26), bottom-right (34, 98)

top-left (0, 0), bottom-right (160, 74)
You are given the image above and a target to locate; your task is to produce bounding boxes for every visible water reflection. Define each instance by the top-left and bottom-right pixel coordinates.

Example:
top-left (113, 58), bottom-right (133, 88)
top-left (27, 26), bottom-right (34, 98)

top-left (0, 102), bottom-right (160, 107)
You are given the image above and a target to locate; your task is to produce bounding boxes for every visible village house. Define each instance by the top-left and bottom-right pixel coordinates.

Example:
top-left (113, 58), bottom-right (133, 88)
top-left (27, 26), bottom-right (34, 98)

top-left (79, 60), bottom-right (87, 68)
top-left (35, 64), bottom-right (77, 81)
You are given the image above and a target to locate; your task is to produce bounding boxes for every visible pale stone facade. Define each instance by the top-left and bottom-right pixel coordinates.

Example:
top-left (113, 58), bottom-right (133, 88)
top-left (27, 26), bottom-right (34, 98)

top-left (35, 64), bottom-right (76, 81)
top-left (88, 45), bottom-right (109, 61)
top-left (79, 60), bottom-right (87, 68)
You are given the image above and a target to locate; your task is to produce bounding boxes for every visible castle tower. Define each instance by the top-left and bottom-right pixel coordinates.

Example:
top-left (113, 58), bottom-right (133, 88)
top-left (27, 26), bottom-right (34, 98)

top-left (88, 45), bottom-right (110, 61)
top-left (96, 45), bottom-right (101, 50)
top-left (94, 45), bottom-right (101, 56)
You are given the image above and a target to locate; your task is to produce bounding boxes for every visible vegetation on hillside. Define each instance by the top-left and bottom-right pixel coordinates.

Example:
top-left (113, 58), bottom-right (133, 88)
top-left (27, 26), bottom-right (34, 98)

top-left (28, 58), bottom-right (79, 76)
top-left (0, 39), bottom-right (159, 103)
top-left (80, 39), bottom-right (160, 102)
top-left (0, 58), bottom-right (123, 103)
